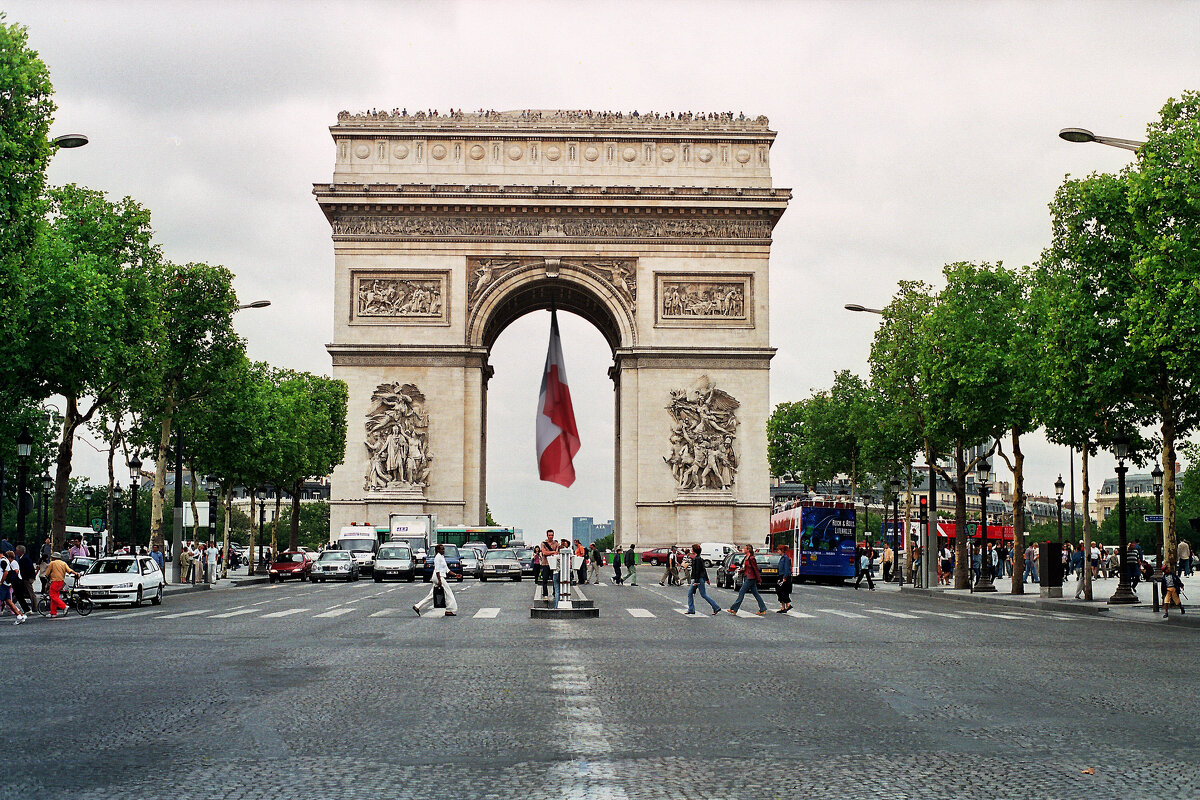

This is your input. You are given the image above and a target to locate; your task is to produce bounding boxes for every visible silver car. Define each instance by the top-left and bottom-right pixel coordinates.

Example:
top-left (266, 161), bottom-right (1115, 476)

top-left (459, 548), bottom-right (482, 579)
top-left (373, 543), bottom-right (415, 582)
top-left (480, 548), bottom-right (523, 582)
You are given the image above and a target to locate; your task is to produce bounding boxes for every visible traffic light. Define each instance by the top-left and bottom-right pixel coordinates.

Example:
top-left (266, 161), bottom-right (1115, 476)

top-left (919, 495), bottom-right (928, 522)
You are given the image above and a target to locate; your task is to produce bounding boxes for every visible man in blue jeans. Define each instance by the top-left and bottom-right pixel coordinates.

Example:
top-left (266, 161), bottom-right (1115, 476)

top-left (727, 545), bottom-right (767, 616)
top-left (1023, 543), bottom-right (1039, 584)
top-left (685, 544), bottom-right (721, 615)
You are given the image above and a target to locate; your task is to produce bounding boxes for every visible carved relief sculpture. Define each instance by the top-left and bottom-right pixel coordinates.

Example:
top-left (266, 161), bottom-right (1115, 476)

top-left (356, 276), bottom-right (443, 318)
top-left (662, 280), bottom-right (746, 319)
top-left (465, 257), bottom-right (638, 313)
top-left (333, 215), bottom-right (773, 241)
top-left (664, 377), bottom-right (739, 491)
top-left (364, 382), bottom-right (432, 491)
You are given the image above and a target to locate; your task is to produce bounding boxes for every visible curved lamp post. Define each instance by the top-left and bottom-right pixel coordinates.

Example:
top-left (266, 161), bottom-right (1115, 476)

top-left (1108, 436), bottom-right (1139, 604)
top-left (973, 458), bottom-right (996, 592)
top-left (1058, 127), bottom-right (1144, 152)
top-left (128, 454), bottom-right (142, 552)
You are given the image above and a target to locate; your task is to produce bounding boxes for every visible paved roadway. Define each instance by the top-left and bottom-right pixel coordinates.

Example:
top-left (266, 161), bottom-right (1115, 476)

top-left (6, 568), bottom-right (1199, 799)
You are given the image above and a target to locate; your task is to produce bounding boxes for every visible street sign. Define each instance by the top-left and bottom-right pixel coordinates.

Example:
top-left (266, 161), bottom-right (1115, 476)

top-left (91, 518), bottom-right (105, 532)
top-left (1144, 514), bottom-right (1164, 523)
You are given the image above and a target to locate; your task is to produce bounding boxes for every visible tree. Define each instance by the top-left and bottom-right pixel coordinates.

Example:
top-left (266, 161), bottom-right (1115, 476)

top-left (917, 263), bottom-right (1014, 589)
top-left (1125, 90), bottom-right (1200, 573)
top-left (276, 501), bottom-right (331, 551)
top-left (1034, 170), bottom-right (1145, 599)
top-left (23, 185), bottom-right (160, 551)
top-left (137, 261), bottom-right (242, 555)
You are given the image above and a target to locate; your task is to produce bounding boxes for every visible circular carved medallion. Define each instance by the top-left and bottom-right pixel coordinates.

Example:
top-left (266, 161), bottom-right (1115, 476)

top-left (545, 145), bottom-right (561, 161)
top-left (622, 147), bottom-right (637, 162)
top-left (393, 144), bottom-right (409, 159)
top-left (736, 148), bottom-right (751, 164)
top-left (354, 143), bottom-right (371, 159)
top-left (508, 145), bottom-right (523, 160)
top-left (698, 147), bottom-right (713, 163)
top-left (431, 144), bottom-right (447, 160)
top-left (583, 146), bottom-right (599, 162)
top-left (469, 144), bottom-right (485, 160)
top-left (660, 146), bottom-right (675, 162)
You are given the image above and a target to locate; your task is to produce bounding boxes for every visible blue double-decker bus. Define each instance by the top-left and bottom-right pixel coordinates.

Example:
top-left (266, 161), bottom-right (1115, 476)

top-left (768, 501), bottom-right (857, 581)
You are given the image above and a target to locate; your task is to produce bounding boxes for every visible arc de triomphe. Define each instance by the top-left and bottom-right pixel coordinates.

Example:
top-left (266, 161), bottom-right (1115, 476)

top-left (315, 110), bottom-right (789, 546)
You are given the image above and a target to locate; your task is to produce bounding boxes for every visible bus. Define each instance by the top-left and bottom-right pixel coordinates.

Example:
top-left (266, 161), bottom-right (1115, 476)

top-left (767, 501), bottom-right (857, 581)
top-left (435, 526), bottom-right (518, 550)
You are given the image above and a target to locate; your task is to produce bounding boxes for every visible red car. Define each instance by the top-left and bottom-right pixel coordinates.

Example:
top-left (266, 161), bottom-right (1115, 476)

top-left (268, 551), bottom-right (312, 583)
top-left (640, 547), bottom-right (674, 566)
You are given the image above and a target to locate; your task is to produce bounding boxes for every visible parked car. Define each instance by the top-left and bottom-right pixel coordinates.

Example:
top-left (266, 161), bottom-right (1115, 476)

top-left (459, 548), bottom-right (482, 578)
top-left (716, 552), bottom-right (746, 589)
top-left (268, 551), bottom-right (312, 583)
top-left (76, 555), bottom-right (165, 606)
top-left (296, 546), bottom-right (320, 562)
top-left (698, 542), bottom-right (735, 567)
top-left (422, 544), bottom-right (464, 582)
top-left (311, 550), bottom-right (360, 582)
top-left (374, 543), bottom-right (416, 582)
top-left (640, 547), bottom-right (673, 566)
top-left (480, 548), bottom-right (523, 582)
top-left (515, 548), bottom-right (536, 576)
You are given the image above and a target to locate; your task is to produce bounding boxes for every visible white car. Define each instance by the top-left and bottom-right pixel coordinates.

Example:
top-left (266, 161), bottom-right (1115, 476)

top-left (77, 555), bottom-right (165, 606)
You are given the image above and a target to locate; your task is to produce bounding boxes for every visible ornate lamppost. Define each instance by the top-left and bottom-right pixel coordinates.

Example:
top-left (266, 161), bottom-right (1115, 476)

top-left (128, 454), bottom-right (142, 551)
top-left (1054, 474), bottom-right (1065, 547)
top-left (1108, 436), bottom-right (1139, 604)
top-left (15, 428), bottom-right (32, 544)
top-left (111, 484), bottom-right (123, 553)
top-left (890, 478), bottom-right (902, 582)
top-left (974, 458), bottom-right (996, 592)
top-left (40, 474), bottom-right (53, 540)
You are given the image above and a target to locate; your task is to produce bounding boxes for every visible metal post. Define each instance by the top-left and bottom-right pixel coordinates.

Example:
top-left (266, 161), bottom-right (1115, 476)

top-left (926, 463), bottom-right (937, 590)
top-left (892, 494), bottom-right (900, 582)
top-left (171, 427), bottom-right (184, 582)
top-left (1056, 498), bottom-right (1063, 547)
top-left (1108, 457), bottom-right (1138, 604)
top-left (15, 427), bottom-right (31, 546)
top-left (130, 478), bottom-right (139, 551)
top-left (974, 480), bottom-right (996, 592)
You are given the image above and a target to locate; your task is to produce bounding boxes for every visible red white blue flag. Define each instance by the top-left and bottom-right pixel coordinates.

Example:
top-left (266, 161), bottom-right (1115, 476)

top-left (536, 309), bottom-right (581, 487)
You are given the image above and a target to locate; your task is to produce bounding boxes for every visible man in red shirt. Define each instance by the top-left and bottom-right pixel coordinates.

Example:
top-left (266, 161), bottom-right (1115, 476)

top-left (727, 544), bottom-right (767, 616)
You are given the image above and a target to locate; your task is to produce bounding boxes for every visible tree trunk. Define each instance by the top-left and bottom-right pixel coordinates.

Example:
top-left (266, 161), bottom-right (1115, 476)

top-left (271, 492), bottom-right (281, 556)
top-left (289, 480), bottom-right (302, 551)
top-left (222, 484), bottom-right (232, 578)
top-left (106, 425), bottom-right (118, 556)
top-left (248, 491), bottom-right (256, 575)
top-left (1081, 446), bottom-right (1093, 601)
top-left (188, 462), bottom-right (200, 542)
top-left (50, 396), bottom-right (87, 551)
top-left (149, 414), bottom-right (173, 551)
top-left (1009, 428), bottom-right (1026, 596)
top-left (1162, 414), bottom-right (1178, 574)
top-left (953, 443), bottom-right (970, 589)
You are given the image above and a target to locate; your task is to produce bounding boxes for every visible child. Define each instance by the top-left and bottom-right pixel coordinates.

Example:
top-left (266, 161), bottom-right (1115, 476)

top-left (1162, 564), bottom-right (1185, 618)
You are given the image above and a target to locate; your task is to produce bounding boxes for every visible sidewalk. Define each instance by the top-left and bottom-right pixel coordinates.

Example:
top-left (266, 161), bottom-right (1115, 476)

top-left (896, 572), bottom-right (1200, 627)
top-left (162, 565), bottom-right (270, 596)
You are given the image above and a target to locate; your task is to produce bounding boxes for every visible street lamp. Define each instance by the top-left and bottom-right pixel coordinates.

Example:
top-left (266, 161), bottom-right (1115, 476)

top-left (1054, 474), bottom-right (1065, 548)
top-left (844, 303), bottom-right (884, 314)
top-left (51, 133), bottom-right (89, 149)
top-left (239, 300), bottom-right (271, 309)
top-left (1151, 463), bottom-right (1164, 578)
top-left (1057, 127), bottom-right (1144, 152)
top-left (111, 483), bottom-right (123, 552)
top-left (128, 454), bottom-right (142, 552)
top-left (15, 427), bottom-right (32, 544)
top-left (1108, 436), bottom-right (1139, 604)
top-left (40, 474), bottom-right (53, 540)
top-left (974, 458), bottom-right (996, 592)
top-left (890, 478), bottom-right (902, 582)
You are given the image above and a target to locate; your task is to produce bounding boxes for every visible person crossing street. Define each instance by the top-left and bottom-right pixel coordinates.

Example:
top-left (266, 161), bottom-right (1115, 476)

top-left (685, 544), bottom-right (721, 615)
top-left (413, 544), bottom-right (457, 616)
top-left (727, 545), bottom-right (767, 616)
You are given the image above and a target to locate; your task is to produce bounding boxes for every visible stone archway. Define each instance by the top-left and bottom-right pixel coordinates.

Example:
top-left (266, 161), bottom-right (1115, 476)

top-left (317, 110), bottom-right (789, 547)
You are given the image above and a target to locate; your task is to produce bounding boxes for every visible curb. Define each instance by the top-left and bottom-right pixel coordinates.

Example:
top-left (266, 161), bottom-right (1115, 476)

top-left (901, 585), bottom-right (1109, 615)
top-left (162, 583), bottom-right (211, 597)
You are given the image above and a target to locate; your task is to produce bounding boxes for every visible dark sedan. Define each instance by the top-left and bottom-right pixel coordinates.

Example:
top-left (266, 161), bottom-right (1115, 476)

top-left (716, 552), bottom-right (746, 589)
top-left (515, 548), bottom-right (536, 576)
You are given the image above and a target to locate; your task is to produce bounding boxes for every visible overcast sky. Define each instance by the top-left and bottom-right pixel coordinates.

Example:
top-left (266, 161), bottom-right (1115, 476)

top-left (15, 0), bottom-right (1199, 541)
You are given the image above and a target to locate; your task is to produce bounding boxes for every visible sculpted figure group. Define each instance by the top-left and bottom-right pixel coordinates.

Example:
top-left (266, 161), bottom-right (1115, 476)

top-left (364, 382), bottom-right (432, 491)
top-left (664, 377), bottom-right (740, 491)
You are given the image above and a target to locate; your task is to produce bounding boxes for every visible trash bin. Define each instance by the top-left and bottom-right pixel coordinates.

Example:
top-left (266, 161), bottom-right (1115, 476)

top-left (1039, 541), bottom-right (1063, 597)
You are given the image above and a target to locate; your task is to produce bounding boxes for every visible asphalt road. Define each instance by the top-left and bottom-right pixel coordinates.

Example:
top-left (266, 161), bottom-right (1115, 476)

top-left (6, 568), bottom-right (1198, 800)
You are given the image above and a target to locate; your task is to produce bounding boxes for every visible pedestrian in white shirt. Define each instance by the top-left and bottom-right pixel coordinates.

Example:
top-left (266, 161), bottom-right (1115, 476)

top-left (412, 544), bottom-right (457, 616)
top-left (205, 542), bottom-right (219, 585)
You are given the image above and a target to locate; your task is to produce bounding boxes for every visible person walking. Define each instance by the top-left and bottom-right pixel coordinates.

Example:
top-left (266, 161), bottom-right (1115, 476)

top-left (612, 548), bottom-right (623, 585)
top-left (728, 545), bottom-right (767, 616)
top-left (0, 553), bottom-right (27, 625)
top-left (179, 545), bottom-right (192, 586)
top-left (660, 546), bottom-right (677, 586)
top-left (970, 544), bottom-right (982, 584)
top-left (1178, 539), bottom-right (1192, 578)
top-left (575, 540), bottom-right (588, 585)
top-left (685, 544), bottom-right (721, 615)
top-left (537, 531), bottom-right (558, 599)
top-left (623, 544), bottom-right (637, 586)
top-left (15, 546), bottom-right (36, 616)
top-left (42, 553), bottom-right (78, 619)
top-left (775, 545), bottom-right (793, 613)
top-left (412, 544), bottom-right (457, 616)
top-left (5, 550), bottom-right (32, 616)
top-left (1023, 543), bottom-right (1039, 584)
top-left (854, 546), bottom-right (875, 590)
top-left (881, 543), bottom-right (894, 583)
top-left (1162, 564), bottom-right (1185, 618)
top-left (590, 543), bottom-right (602, 584)
top-left (150, 544), bottom-right (165, 582)
top-left (1072, 545), bottom-right (1087, 599)
top-left (205, 541), bottom-right (219, 585)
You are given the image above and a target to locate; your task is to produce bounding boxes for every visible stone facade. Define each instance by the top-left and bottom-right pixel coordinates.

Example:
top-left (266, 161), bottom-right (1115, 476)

top-left (317, 110), bottom-right (789, 547)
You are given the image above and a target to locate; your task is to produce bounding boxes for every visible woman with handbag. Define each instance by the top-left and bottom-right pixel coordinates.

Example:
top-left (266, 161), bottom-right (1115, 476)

top-left (775, 545), bottom-right (793, 613)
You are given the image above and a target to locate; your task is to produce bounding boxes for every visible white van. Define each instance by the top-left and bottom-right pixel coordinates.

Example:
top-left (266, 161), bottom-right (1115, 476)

top-left (698, 542), bottom-right (735, 567)
top-left (336, 525), bottom-right (379, 574)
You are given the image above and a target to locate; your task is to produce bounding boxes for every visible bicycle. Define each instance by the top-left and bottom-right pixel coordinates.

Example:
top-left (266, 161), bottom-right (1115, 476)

top-left (37, 582), bottom-right (94, 618)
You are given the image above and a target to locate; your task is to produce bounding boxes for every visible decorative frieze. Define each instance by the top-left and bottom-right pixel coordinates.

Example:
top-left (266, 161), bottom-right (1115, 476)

top-left (655, 273), bottom-right (753, 328)
top-left (664, 376), bottom-right (740, 491)
top-left (350, 271), bottom-right (448, 325)
top-left (331, 214), bottom-right (773, 242)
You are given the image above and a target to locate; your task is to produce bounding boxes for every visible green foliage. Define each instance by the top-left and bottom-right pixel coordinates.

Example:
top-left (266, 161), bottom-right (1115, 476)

top-left (592, 533), bottom-right (614, 552)
top-left (484, 504), bottom-right (498, 526)
top-left (1096, 495), bottom-right (1159, 549)
top-left (275, 501), bottom-right (330, 551)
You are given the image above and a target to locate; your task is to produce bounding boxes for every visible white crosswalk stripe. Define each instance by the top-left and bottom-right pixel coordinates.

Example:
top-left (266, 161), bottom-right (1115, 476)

top-left (208, 609), bottom-right (257, 619)
top-left (958, 610), bottom-right (1022, 620)
top-left (473, 608), bottom-right (501, 619)
top-left (369, 608), bottom-right (404, 617)
top-left (866, 609), bottom-right (919, 619)
top-left (785, 610), bottom-right (816, 619)
top-left (314, 608), bottom-right (356, 618)
top-left (261, 608), bottom-right (308, 618)
top-left (908, 609), bottom-right (964, 619)
top-left (157, 609), bottom-right (211, 619)
top-left (627, 608), bottom-right (655, 618)
top-left (816, 608), bottom-right (867, 618)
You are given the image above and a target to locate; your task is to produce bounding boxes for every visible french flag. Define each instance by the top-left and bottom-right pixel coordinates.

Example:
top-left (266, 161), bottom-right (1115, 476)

top-left (536, 309), bottom-right (581, 487)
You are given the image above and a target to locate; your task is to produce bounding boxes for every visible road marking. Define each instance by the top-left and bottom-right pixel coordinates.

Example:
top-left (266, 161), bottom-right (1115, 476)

top-left (474, 607), bottom-right (501, 619)
top-left (817, 608), bottom-right (866, 618)
top-left (102, 610), bottom-right (161, 619)
top-left (208, 609), bottom-right (257, 619)
top-left (786, 610), bottom-right (816, 619)
top-left (674, 608), bottom-right (708, 617)
top-left (627, 608), bottom-right (656, 618)
top-left (958, 610), bottom-right (1022, 619)
top-left (314, 608), bottom-right (356, 618)
top-left (866, 609), bottom-right (919, 619)
top-left (908, 609), bottom-right (964, 619)
top-left (157, 609), bottom-right (211, 619)
top-left (261, 608), bottom-right (308, 618)
top-left (369, 608), bottom-right (404, 617)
